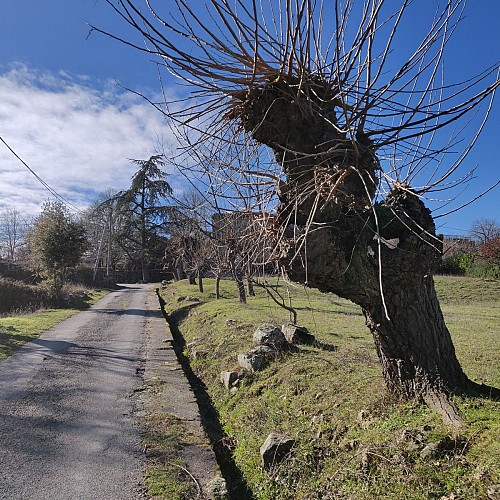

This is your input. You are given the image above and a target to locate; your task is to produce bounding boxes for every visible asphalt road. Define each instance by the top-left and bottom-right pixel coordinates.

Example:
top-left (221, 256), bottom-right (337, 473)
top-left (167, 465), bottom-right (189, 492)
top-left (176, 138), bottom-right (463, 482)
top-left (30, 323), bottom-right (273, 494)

top-left (0, 284), bottom-right (153, 500)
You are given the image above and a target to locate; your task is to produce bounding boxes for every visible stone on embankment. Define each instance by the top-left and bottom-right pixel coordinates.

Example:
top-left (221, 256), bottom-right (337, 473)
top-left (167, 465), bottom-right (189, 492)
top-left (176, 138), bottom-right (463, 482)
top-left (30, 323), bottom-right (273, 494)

top-left (282, 324), bottom-right (316, 345)
top-left (260, 432), bottom-right (296, 470)
top-left (252, 324), bottom-right (288, 350)
top-left (220, 371), bottom-right (239, 389)
top-left (237, 345), bottom-right (275, 372)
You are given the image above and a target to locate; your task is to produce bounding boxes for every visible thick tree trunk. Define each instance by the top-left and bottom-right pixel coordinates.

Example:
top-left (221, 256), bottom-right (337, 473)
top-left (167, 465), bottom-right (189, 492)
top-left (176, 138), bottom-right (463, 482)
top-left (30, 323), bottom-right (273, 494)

top-left (247, 278), bottom-right (255, 297)
top-left (363, 277), bottom-right (468, 399)
top-left (198, 272), bottom-right (204, 293)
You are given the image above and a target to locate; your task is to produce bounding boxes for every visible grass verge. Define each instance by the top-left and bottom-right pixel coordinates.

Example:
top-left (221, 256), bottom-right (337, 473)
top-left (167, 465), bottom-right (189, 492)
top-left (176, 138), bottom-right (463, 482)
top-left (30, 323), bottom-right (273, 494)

top-left (0, 289), bottom-right (108, 360)
top-left (160, 276), bottom-right (499, 499)
top-left (141, 406), bottom-right (199, 499)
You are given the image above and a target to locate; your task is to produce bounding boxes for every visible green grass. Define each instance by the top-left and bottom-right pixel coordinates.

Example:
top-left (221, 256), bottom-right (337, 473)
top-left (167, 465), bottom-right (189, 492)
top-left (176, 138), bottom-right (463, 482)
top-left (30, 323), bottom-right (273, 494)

top-left (142, 410), bottom-right (199, 499)
top-left (161, 276), bottom-right (499, 499)
top-left (0, 289), bottom-right (107, 360)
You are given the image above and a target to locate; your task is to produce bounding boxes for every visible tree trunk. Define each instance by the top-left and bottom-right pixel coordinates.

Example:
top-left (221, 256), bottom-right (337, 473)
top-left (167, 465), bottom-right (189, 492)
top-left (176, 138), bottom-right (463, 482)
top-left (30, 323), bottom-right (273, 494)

top-left (363, 277), bottom-right (468, 399)
top-left (234, 270), bottom-right (247, 304)
top-left (231, 75), bottom-right (497, 420)
top-left (280, 192), bottom-right (477, 426)
top-left (188, 274), bottom-right (196, 285)
top-left (198, 272), bottom-right (204, 293)
top-left (215, 276), bottom-right (221, 299)
top-left (247, 278), bottom-right (255, 297)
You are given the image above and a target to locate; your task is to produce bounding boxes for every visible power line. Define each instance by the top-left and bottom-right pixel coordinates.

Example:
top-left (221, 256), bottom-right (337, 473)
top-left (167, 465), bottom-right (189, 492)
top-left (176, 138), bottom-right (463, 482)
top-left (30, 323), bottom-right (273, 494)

top-left (0, 136), bottom-right (83, 214)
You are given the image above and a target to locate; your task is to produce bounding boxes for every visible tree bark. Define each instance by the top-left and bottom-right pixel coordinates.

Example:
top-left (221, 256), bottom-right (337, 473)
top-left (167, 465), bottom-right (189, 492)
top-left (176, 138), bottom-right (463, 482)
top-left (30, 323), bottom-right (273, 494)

top-left (247, 278), bottom-right (255, 297)
top-left (234, 270), bottom-right (247, 304)
top-left (198, 272), bottom-right (204, 293)
top-left (215, 276), bottom-right (221, 299)
top-left (363, 277), bottom-right (469, 399)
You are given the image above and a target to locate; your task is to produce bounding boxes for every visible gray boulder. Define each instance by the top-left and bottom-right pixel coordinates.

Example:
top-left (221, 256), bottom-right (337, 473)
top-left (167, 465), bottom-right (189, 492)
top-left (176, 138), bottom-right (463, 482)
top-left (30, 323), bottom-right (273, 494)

top-left (238, 345), bottom-right (275, 372)
top-left (252, 324), bottom-right (288, 350)
top-left (260, 432), bottom-right (296, 470)
top-left (282, 324), bottom-right (316, 345)
top-left (220, 371), bottom-right (239, 389)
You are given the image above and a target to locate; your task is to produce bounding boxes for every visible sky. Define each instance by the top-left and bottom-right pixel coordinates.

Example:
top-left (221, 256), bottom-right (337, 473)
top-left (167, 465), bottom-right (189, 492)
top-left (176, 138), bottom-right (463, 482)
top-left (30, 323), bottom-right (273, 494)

top-left (0, 0), bottom-right (498, 235)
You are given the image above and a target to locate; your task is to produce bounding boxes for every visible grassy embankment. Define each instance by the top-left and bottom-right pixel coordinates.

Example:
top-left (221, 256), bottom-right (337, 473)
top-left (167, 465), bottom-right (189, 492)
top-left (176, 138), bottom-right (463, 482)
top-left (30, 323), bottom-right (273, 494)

top-left (0, 289), bottom-right (108, 360)
top-left (159, 276), bottom-right (499, 499)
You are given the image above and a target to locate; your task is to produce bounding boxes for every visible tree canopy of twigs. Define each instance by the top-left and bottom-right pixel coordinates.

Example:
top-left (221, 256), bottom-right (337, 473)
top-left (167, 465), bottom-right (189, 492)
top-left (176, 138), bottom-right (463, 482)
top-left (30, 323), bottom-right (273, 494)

top-left (92, 0), bottom-right (498, 207)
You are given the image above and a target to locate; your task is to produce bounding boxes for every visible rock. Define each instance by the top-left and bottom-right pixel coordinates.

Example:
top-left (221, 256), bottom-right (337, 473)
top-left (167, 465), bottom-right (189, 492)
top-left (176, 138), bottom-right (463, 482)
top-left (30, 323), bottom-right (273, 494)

top-left (191, 349), bottom-right (207, 360)
top-left (260, 432), bottom-right (296, 470)
top-left (282, 324), bottom-right (316, 345)
top-left (420, 441), bottom-right (441, 460)
top-left (252, 324), bottom-right (288, 350)
top-left (220, 371), bottom-right (239, 389)
top-left (204, 475), bottom-right (228, 500)
top-left (238, 345), bottom-right (276, 372)
top-left (420, 435), bottom-right (466, 459)
top-left (185, 296), bottom-right (201, 302)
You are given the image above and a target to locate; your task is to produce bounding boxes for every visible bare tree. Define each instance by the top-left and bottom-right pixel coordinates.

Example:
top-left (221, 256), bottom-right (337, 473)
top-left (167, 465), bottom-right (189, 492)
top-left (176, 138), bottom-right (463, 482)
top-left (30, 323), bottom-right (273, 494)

top-left (470, 219), bottom-right (500, 244)
top-left (94, 0), bottom-right (499, 423)
top-left (0, 208), bottom-right (29, 261)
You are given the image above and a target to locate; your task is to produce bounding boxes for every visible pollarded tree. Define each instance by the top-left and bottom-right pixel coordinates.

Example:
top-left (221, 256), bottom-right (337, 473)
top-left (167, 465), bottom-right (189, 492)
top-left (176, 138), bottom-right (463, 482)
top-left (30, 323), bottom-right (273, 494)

top-left (95, 1), bottom-right (499, 423)
top-left (28, 201), bottom-right (87, 300)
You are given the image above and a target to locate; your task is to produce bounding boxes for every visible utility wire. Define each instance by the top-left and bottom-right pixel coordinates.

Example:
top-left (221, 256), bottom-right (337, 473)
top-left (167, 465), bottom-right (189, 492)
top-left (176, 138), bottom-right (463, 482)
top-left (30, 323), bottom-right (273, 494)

top-left (0, 136), bottom-right (83, 214)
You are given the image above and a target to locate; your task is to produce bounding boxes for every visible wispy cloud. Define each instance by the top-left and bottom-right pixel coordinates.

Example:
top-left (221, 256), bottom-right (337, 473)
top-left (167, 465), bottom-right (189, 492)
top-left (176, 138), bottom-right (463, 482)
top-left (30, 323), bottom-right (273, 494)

top-left (0, 64), bottom-right (173, 216)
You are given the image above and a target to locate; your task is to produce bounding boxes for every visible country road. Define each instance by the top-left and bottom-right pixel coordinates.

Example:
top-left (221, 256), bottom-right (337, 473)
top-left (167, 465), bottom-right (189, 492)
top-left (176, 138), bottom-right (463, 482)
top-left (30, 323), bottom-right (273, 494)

top-left (0, 284), bottom-right (154, 500)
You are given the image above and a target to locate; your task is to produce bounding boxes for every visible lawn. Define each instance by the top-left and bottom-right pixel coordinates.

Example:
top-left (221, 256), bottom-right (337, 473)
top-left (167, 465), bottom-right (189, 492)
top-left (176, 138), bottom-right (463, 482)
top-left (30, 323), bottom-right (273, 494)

top-left (0, 289), bottom-right (108, 360)
top-left (160, 275), bottom-right (499, 499)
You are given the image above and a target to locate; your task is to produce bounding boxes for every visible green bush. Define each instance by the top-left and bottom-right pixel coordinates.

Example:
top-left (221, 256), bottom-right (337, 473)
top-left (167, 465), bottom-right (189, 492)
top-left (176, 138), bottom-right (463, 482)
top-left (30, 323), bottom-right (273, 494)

top-left (465, 260), bottom-right (500, 279)
top-left (437, 253), bottom-right (500, 279)
top-left (437, 253), bottom-right (474, 275)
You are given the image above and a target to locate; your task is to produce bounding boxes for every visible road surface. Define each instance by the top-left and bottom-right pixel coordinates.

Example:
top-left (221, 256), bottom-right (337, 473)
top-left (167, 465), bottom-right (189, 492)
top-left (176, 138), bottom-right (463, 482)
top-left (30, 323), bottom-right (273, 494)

top-left (0, 284), bottom-right (153, 500)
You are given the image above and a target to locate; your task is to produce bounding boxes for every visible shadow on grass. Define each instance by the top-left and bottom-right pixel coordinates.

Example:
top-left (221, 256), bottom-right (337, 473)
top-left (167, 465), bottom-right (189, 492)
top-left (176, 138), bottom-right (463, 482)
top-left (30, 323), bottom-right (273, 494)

top-left (0, 331), bottom-right (39, 358)
top-left (156, 291), bottom-right (254, 500)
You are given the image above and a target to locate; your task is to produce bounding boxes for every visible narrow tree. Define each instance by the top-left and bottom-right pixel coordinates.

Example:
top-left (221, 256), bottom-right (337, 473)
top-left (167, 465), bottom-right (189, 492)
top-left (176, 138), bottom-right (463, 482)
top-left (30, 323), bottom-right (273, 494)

top-left (0, 208), bottom-right (29, 261)
top-left (28, 201), bottom-right (87, 301)
top-left (95, 1), bottom-right (499, 423)
top-left (116, 155), bottom-right (173, 282)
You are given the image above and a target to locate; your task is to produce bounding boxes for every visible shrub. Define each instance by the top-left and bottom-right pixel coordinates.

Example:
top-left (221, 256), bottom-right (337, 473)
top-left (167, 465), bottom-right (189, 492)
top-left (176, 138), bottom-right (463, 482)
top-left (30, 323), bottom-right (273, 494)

top-left (437, 253), bottom-right (474, 275)
top-left (437, 253), bottom-right (500, 279)
top-left (0, 278), bottom-right (51, 314)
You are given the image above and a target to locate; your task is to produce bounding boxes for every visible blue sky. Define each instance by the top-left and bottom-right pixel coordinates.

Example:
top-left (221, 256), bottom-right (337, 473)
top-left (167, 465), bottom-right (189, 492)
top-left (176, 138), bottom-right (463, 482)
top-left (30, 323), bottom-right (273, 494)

top-left (0, 0), bottom-right (498, 235)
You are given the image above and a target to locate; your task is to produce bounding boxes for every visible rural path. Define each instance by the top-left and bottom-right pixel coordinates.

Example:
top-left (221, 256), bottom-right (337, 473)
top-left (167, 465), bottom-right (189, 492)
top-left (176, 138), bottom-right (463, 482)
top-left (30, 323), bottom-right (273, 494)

top-left (0, 284), bottom-right (152, 500)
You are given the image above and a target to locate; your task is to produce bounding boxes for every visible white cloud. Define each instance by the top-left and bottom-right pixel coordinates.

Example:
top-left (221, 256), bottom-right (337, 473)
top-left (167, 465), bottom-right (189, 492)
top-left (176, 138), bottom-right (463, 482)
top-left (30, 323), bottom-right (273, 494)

top-left (0, 64), bottom-right (175, 216)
